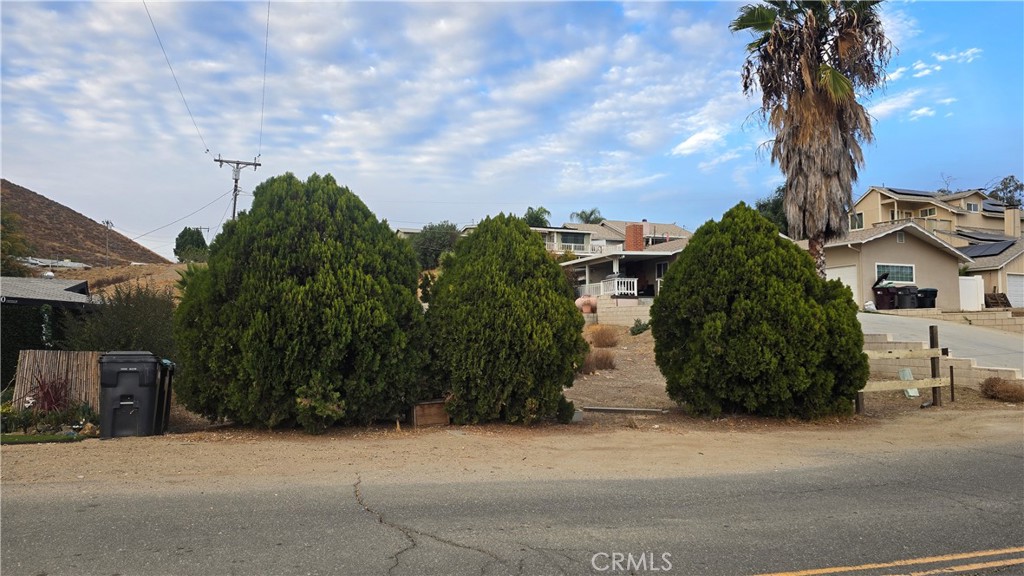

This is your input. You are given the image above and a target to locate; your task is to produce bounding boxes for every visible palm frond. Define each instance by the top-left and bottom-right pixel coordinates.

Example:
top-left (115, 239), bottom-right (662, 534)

top-left (817, 64), bottom-right (853, 103)
top-left (730, 4), bottom-right (779, 33)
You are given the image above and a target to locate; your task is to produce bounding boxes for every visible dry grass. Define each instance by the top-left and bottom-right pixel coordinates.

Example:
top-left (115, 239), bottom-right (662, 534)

top-left (580, 349), bottom-right (616, 374)
top-left (980, 377), bottom-right (1024, 403)
top-left (586, 325), bottom-right (619, 348)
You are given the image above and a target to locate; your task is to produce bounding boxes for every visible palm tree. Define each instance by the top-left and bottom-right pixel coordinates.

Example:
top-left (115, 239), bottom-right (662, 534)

top-left (523, 206), bottom-right (551, 228)
top-left (731, 0), bottom-right (892, 277)
top-left (569, 207), bottom-right (605, 224)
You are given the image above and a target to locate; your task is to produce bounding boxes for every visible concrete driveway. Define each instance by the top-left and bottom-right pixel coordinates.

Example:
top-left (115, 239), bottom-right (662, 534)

top-left (858, 312), bottom-right (1023, 373)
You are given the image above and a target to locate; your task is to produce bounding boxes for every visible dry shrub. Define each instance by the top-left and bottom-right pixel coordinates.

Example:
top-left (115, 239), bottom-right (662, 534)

top-left (579, 349), bottom-right (616, 374)
top-left (91, 274), bottom-right (132, 291)
top-left (979, 377), bottom-right (1024, 403)
top-left (587, 325), bottom-right (619, 348)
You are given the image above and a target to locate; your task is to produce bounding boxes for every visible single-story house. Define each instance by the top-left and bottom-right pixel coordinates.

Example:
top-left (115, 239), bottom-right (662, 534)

top-left (0, 277), bottom-right (94, 308)
top-left (961, 239), bottom-right (1024, 307)
top-left (817, 221), bottom-right (972, 311)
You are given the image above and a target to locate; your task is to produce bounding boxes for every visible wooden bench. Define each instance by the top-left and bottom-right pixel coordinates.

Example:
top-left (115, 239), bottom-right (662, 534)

top-left (857, 347), bottom-right (953, 414)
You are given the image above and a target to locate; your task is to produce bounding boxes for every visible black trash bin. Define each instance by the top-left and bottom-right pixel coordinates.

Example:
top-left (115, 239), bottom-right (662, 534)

top-left (917, 288), bottom-right (938, 309)
top-left (896, 286), bottom-right (918, 309)
top-left (872, 273), bottom-right (898, 310)
top-left (154, 359), bottom-right (175, 434)
top-left (99, 351), bottom-right (162, 438)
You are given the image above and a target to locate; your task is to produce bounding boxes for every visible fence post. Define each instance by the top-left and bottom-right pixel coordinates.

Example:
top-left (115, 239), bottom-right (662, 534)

top-left (949, 364), bottom-right (955, 403)
top-left (929, 325), bottom-right (942, 407)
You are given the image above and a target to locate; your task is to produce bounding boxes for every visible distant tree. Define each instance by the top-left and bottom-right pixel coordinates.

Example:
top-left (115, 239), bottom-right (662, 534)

top-left (523, 206), bottom-right (551, 228)
top-left (988, 175), bottom-right (1024, 207)
top-left (754, 185), bottom-right (789, 234)
top-left (174, 227), bottom-right (208, 263)
top-left (1, 212), bottom-right (32, 277)
top-left (732, 1), bottom-right (893, 278)
top-left (651, 203), bottom-right (867, 419)
top-left (425, 214), bottom-right (587, 424)
top-left (173, 173), bottom-right (425, 433)
top-left (411, 221), bottom-right (460, 269)
top-left (570, 208), bottom-right (605, 224)
top-left (63, 282), bottom-right (177, 362)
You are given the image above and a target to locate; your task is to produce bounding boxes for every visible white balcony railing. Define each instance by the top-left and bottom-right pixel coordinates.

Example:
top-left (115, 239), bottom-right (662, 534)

top-left (577, 277), bottom-right (638, 297)
top-left (546, 242), bottom-right (603, 255)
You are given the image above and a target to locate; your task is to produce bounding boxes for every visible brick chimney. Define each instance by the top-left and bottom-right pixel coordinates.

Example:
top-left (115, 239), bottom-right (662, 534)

top-left (625, 223), bottom-right (644, 251)
top-left (1005, 207), bottom-right (1022, 238)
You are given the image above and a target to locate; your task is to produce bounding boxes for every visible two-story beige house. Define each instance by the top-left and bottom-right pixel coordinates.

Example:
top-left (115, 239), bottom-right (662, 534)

top-left (848, 186), bottom-right (1022, 247)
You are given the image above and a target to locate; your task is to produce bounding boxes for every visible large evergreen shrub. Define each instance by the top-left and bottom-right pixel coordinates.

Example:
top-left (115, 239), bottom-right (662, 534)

top-left (425, 214), bottom-right (587, 424)
top-left (173, 173), bottom-right (425, 433)
top-left (650, 203), bottom-right (867, 418)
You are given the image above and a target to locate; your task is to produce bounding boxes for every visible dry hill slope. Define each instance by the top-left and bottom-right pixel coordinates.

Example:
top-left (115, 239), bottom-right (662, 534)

top-left (1, 179), bottom-right (169, 266)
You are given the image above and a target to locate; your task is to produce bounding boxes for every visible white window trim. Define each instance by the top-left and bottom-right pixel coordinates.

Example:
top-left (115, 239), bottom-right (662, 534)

top-left (655, 262), bottom-right (669, 279)
top-left (966, 202), bottom-right (979, 212)
top-left (919, 207), bottom-right (936, 218)
top-left (876, 263), bottom-right (915, 284)
top-left (850, 212), bottom-right (864, 230)
top-left (896, 231), bottom-right (905, 243)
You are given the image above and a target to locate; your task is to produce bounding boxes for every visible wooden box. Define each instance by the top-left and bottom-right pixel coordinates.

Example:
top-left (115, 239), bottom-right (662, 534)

top-left (410, 400), bottom-right (450, 427)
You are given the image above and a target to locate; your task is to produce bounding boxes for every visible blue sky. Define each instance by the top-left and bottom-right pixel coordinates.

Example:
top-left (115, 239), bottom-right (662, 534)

top-left (2, 1), bottom-right (1022, 261)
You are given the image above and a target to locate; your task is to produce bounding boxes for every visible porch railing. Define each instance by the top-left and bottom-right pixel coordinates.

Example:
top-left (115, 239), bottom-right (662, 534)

top-left (546, 242), bottom-right (603, 254)
top-left (577, 277), bottom-right (638, 297)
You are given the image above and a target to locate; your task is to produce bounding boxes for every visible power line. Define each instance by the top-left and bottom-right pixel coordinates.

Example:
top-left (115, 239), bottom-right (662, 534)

top-left (143, 0), bottom-right (211, 157)
top-left (257, 1), bottom-right (270, 160)
top-left (131, 190), bottom-right (232, 241)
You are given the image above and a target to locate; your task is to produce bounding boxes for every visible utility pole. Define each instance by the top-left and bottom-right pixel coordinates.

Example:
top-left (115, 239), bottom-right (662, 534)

top-left (102, 220), bottom-right (114, 267)
top-left (214, 155), bottom-right (261, 219)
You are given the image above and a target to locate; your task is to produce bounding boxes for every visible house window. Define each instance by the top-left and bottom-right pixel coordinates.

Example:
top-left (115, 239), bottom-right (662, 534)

top-left (966, 202), bottom-right (979, 212)
top-left (896, 231), bottom-right (905, 244)
top-left (850, 212), bottom-right (864, 230)
top-left (655, 262), bottom-right (669, 279)
top-left (560, 232), bottom-right (585, 246)
top-left (889, 209), bottom-right (898, 221)
top-left (919, 207), bottom-right (936, 218)
top-left (876, 263), bottom-right (915, 283)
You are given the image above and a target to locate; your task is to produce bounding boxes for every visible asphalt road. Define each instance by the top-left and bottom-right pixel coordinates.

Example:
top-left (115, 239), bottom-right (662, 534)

top-left (858, 312), bottom-right (1024, 373)
top-left (3, 442), bottom-right (1022, 576)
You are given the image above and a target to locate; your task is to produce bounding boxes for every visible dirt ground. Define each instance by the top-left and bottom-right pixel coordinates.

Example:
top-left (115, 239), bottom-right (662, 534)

top-left (3, 325), bottom-right (1021, 494)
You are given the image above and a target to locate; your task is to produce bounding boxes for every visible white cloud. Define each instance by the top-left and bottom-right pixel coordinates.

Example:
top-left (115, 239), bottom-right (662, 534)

top-left (936, 97), bottom-right (957, 106)
top-left (909, 107), bottom-right (935, 120)
top-left (887, 67), bottom-right (908, 81)
top-left (912, 61), bottom-right (941, 77)
top-left (698, 150), bottom-right (741, 172)
top-left (879, 5), bottom-right (920, 49)
top-left (671, 127), bottom-right (725, 156)
top-left (933, 48), bottom-right (982, 63)
top-left (868, 89), bottom-right (924, 119)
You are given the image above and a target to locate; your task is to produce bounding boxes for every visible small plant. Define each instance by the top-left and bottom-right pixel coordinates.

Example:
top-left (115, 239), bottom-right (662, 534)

top-left (32, 375), bottom-right (71, 413)
top-left (579, 350), bottom-right (616, 374)
top-left (629, 318), bottom-right (650, 335)
top-left (980, 377), bottom-right (1024, 403)
top-left (556, 396), bottom-right (576, 424)
top-left (587, 325), bottom-right (619, 348)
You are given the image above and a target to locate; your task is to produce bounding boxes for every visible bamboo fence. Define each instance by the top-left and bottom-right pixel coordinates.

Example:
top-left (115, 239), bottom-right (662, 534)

top-left (12, 350), bottom-right (103, 412)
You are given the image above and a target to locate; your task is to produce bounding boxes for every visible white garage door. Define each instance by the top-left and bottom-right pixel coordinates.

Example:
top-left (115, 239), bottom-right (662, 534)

top-left (1009, 274), bottom-right (1024, 308)
top-left (826, 265), bottom-right (859, 305)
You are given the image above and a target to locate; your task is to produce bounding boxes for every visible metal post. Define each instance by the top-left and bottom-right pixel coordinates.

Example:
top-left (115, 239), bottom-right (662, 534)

top-left (929, 325), bottom-right (942, 407)
top-left (949, 365), bottom-right (955, 403)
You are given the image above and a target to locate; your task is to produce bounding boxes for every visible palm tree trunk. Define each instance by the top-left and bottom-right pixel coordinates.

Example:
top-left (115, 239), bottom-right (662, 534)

top-left (808, 233), bottom-right (827, 279)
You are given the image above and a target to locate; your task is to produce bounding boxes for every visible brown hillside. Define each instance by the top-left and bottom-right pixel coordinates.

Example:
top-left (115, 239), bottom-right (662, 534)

top-left (1, 179), bottom-right (170, 266)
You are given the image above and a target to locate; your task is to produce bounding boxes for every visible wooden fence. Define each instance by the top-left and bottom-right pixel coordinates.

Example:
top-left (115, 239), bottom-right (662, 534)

top-left (12, 350), bottom-right (102, 412)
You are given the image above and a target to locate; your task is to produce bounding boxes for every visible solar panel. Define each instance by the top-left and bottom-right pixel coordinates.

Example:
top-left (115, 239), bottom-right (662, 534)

top-left (959, 240), bottom-right (1015, 258)
top-left (887, 187), bottom-right (937, 198)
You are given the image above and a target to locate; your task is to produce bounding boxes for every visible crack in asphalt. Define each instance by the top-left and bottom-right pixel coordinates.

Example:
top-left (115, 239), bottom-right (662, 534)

top-left (353, 474), bottom-right (505, 576)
